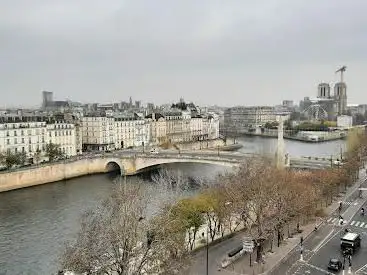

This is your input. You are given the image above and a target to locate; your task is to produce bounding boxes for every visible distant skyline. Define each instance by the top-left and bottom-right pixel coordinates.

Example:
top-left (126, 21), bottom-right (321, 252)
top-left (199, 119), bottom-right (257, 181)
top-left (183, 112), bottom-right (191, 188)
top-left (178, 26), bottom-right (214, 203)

top-left (1, 0), bottom-right (367, 108)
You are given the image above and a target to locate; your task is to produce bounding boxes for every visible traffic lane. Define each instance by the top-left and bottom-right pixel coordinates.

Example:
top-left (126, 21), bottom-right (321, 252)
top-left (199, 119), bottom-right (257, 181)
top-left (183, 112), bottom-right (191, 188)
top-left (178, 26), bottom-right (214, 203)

top-left (269, 224), bottom-right (334, 275)
top-left (287, 261), bottom-right (332, 275)
top-left (309, 226), bottom-right (367, 273)
top-left (189, 233), bottom-right (245, 275)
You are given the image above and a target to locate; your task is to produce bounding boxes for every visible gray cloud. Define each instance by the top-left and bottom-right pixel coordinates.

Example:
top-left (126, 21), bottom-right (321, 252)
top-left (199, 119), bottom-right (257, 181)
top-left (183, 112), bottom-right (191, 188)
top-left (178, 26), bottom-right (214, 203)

top-left (0, 0), bottom-right (366, 107)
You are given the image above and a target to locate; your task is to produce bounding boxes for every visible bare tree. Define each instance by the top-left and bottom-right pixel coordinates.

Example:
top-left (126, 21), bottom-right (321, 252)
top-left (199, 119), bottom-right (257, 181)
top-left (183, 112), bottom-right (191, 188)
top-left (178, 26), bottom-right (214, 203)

top-left (61, 185), bottom-right (185, 274)
top-left (223, 157), bottom-right (278, 262)
top-left (151, 168), bottom-right (191, 193)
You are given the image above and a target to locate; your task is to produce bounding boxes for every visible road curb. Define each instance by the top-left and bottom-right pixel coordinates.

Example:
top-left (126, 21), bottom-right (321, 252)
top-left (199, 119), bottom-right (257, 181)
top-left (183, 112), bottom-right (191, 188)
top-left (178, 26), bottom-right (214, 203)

top-left (265, 174), bottom-right (367, 275)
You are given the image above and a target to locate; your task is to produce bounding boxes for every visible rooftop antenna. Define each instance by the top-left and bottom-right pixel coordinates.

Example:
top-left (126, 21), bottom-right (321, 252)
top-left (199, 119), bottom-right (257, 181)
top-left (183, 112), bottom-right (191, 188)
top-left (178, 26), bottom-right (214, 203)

top-left (335, 66), bottom-right (347, 83)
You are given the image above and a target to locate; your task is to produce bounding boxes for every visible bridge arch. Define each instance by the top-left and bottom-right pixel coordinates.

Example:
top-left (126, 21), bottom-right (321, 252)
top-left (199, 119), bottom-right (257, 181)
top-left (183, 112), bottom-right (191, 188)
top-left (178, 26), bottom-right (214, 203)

top-left (134, 158), bottom-right (240, 174)
top-left (105, 161), bottom-right (121, 173)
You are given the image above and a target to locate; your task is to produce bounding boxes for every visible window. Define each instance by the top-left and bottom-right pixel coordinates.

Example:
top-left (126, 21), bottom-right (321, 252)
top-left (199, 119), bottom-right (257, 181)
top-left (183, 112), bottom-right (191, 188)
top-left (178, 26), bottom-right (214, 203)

top-left (7, 139), bottom-right (10, 145)
top-left (22, 147), bottom-right (25, 153)
top-left (14, 130), bottom-right (17, 136)
top-left (29, 138), bottom-right (32, 144)
top-left (21, 130), bottom-right (24, 135)
top-left (49, 132), bottom-right (51, 137)
top-left (15, 148), bottom-right (18, 153)
top-left (6, 131), bottom-right (9, 136)
top-left (29, 145), bottom-right (32, 152)
top-left (21, 138), bottom-right (24, 143)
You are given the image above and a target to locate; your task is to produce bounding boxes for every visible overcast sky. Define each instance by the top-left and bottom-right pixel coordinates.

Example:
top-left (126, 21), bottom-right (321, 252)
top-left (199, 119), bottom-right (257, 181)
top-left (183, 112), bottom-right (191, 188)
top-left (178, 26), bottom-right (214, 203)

top-left (1, 0), bottom-right (366, 108)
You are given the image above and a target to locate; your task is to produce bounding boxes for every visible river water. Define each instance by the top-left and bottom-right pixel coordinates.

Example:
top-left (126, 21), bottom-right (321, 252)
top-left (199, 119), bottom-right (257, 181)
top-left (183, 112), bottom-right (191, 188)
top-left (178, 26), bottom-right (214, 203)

top-left (0, 137), bottom-right (346, 274)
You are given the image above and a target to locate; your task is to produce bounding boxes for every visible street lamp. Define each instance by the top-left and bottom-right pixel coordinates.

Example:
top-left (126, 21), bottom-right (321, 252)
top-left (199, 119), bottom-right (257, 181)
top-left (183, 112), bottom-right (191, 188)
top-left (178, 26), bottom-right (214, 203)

top-left (201, 227), bottom-right (209, 275)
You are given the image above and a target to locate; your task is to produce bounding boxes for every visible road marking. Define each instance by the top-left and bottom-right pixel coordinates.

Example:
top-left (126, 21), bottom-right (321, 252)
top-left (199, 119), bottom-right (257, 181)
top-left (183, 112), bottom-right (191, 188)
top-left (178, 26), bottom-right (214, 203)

top-left (301, 262), bottom-right (334, 274)
top-left (360, 222), bottom-right (365, 227)
top-left (355, 221), bottom-right (361, 227)
top-left (355, 263), bottom-right (367, 274)
top-left (327, 217), bottom-right (332, 222)
top-left (354, 202), bottom-right (359, 205)
top-left (313, 228), bottom-right (336, 253)
top-left (351, 221), bottom-right (356, 225)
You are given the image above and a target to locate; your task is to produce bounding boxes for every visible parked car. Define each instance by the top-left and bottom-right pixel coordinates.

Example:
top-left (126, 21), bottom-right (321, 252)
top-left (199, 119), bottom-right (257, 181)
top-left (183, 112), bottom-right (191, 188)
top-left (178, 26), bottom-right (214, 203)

top-left (150, 148), bottom-right (159, 154)
top-left (327, 258), bottom-right (342, 271)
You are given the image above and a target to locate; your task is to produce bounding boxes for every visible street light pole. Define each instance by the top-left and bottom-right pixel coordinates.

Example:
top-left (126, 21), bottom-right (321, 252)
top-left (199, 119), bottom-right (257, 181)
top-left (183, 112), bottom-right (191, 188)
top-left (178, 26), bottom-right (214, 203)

top-left (202, 227), bottom-right (209, 275)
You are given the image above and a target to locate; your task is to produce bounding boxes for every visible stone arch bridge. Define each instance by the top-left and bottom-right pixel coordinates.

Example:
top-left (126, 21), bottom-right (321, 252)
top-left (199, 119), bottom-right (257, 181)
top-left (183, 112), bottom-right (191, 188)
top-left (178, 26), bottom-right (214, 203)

top-left (102, 153), bottom-right (244, 175)
top-left (62, 151), bottom-right (334, 178)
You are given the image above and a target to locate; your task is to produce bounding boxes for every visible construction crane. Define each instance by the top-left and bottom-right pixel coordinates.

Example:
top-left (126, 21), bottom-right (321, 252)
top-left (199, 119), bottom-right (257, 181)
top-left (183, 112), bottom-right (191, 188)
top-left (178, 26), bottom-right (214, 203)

top-left (335, 66), bottom-right (347, 83)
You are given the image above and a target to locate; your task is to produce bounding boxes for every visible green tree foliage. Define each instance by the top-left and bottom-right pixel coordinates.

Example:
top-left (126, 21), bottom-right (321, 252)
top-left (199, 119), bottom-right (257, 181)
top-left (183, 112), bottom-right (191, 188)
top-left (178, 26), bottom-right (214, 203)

top-left (45, 142), bottom-right (64, 161)
top-left (0, 151), bottom-right (26, 169)
top-left (264, 121), bottom-right (279, 129)
top-left (295, 122), bottom-right (329, 131)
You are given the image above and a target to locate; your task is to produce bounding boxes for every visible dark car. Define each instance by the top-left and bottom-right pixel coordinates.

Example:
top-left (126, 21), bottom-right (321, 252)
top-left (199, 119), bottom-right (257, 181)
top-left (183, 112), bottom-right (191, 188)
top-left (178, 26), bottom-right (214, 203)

top-left (327, 258), bottom-right (342, 271)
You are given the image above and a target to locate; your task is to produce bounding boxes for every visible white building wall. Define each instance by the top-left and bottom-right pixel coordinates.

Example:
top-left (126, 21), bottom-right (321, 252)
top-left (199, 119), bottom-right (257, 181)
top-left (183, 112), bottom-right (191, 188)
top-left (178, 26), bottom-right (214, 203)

top-left (190, 117), bottom-right (203, 141)
top-left (337, 115), bottom-right (353, 128)
top-left (47, 122), bottom-right (77, 156)
top-left (82, 116), bottom-right (115, 151)
top-left (0, 121), bottom-right (47, 158)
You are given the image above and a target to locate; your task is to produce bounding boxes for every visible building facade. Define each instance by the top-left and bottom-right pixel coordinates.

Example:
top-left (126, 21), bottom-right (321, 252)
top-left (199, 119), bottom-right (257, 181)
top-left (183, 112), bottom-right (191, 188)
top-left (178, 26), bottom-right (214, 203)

top-left (223, 106), bottom-right (279, 132)
top-left (81, 115), bottom-right (115, 151)
top-left (165, 111), bottom-right (184, 143)
top-left (0, 119), bottom-right (47, 158)
top-left (145, 113), bottom-right (166, 145)
top-left (47, 122), bottom-right (76, 156)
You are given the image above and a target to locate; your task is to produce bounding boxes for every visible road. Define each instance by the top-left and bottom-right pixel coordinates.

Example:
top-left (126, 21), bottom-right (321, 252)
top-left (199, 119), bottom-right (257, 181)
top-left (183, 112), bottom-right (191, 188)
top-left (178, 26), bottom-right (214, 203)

top-left (188, 231), bottom-right (248, 275)
top-left (270, 180), bottom-right (367, 275)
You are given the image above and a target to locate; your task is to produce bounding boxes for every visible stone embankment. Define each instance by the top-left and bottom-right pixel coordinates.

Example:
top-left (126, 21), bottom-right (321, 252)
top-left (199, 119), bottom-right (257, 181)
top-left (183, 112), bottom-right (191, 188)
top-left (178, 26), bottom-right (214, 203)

top-left (243, 130), bottom-right (346, 142)
top-left (0, 158), bottom-right (107, 193)
top-left (0, 139), bottom-right (240, 193)
top-left (176, 138), bottom-right (243, 151)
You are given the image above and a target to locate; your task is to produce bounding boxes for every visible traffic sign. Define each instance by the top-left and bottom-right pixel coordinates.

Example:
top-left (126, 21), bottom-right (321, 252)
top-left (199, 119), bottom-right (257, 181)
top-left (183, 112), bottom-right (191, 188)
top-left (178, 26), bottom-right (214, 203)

top-left (243, 237), bottom-right (255, 253)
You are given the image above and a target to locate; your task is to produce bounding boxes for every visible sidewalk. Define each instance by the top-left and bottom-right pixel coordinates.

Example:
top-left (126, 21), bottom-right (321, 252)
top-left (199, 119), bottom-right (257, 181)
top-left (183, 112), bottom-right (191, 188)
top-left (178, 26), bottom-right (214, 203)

top-left (189, 169), bottom-right (367, 275)
top-left (230, 170), bottom-right (367, 275)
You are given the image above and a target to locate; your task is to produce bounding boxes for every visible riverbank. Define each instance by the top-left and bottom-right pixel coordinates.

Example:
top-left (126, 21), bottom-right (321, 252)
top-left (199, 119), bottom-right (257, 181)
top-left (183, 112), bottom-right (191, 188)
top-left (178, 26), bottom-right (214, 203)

top-left (0, 158), bottom-right (107, 193)
top-left (242, 130), bottom-right (346, 142)
top-left (174, 138), bottom-right (242, 151)
top-left (0, 139), bottom-right (240, 193)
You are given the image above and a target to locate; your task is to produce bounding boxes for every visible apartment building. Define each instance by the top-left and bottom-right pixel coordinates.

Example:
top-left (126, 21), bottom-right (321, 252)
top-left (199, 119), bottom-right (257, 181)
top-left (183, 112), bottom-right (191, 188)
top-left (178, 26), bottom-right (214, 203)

top-left (164, 111), bottom-right (184, 143)
top-left (114, 114), bottom-right (151, 149)
top-left (47, 121), bottom-right (76, 156)
top-left (145, 113), bottom-right (166, 145)
top-left (0, 118), bottom-right (47, 158)
top-left (81, 115), bottom-right (115, 151)
top-left (190, 115), bottom-right (204, 141)
top-left (223, 106), bottom-right (279, 131)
